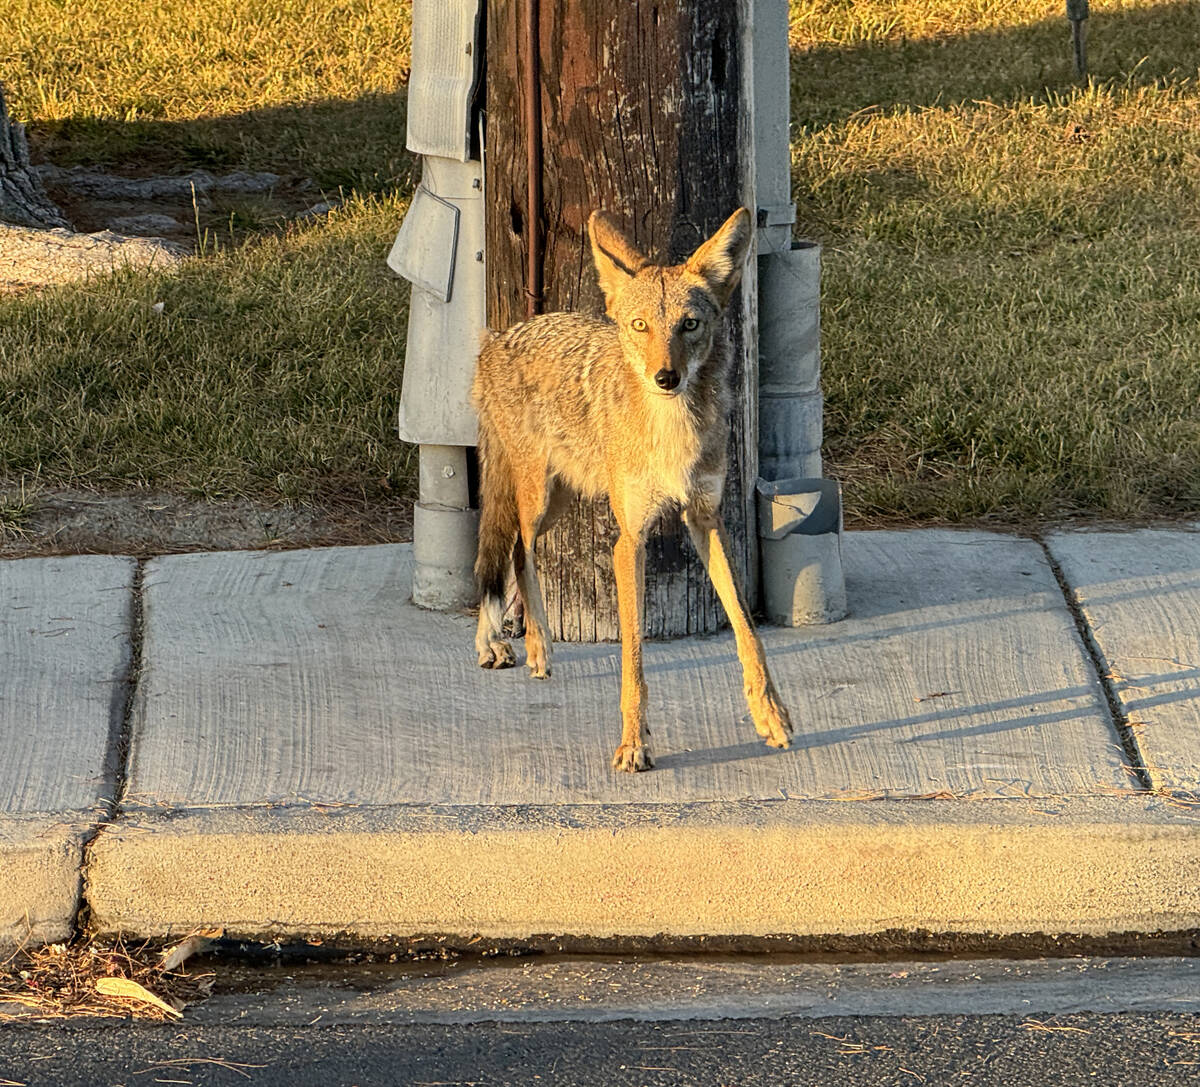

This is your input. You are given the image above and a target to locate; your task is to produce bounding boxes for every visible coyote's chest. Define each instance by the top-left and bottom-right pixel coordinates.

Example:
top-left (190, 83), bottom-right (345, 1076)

top-left (632, 394), bottom-right (706, 507)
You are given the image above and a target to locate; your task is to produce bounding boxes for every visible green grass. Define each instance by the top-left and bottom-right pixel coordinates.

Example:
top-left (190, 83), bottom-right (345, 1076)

top-left (3, 0), bottom-right (1200, 525)
top-left (1, 0), bottom-right (416, 510)
top-left (823, 228), bottom-right (1200, 521)
top-left (791, 0), bottom-right (1200, 523)
top-left (0, 197), bottom-right (415, 503)
top-left (0, 481), bottom-right (36, 538)
top-left (2, 0), bottom-right (412, 189)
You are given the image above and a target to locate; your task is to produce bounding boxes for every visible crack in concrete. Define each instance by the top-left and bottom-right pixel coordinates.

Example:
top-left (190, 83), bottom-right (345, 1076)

top-left (1035, 536), bottom-right (1153, 792)
top-left (74, 556), bottom-right (145, 940)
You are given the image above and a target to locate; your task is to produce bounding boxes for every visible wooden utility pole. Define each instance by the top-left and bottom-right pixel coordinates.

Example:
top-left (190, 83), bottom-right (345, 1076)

top-left (485, 0), bottom-right (757, 641)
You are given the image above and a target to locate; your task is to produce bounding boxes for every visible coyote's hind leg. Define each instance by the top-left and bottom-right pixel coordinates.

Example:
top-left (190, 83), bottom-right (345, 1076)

top-left (475, 594), bottom-right (517, 670)
top-left (512, 465), bottom-right (563, 680)
top-left (513, 545), bottom-right (551, 679)
top-left (513, 530), bottom-right (551, 681)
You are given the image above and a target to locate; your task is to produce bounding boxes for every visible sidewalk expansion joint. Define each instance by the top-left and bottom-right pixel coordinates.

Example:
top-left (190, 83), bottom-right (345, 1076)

top-left (1035, 535), bottom-right (1152, 792)
top-left (75, 555), bottom-right (145, 939)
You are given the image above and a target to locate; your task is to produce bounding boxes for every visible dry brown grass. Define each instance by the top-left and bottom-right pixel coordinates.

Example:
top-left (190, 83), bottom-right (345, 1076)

top-left (0, 934), bottom-right (214, 1022)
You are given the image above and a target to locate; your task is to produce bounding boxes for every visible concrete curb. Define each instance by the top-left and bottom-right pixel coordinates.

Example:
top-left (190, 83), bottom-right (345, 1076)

top-left (86, 797), bottom-right (1200, 945)
top-left (8, 530), bottom-right (1200, 953)
top-left (0, 553), bottom-right (135, 950)
top-left (1, 817), bottom-right (91, 948)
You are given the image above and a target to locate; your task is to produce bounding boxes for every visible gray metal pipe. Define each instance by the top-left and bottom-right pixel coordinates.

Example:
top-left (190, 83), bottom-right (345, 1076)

top-left (412, 444), bottom-right (478, 611)
top-left (758, 241), bottom-right (822, 483)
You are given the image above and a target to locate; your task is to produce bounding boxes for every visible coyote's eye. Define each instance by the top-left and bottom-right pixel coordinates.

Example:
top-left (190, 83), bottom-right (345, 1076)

top-left (682, 317), bottom-right (699, 331)
top-left (631, 318), bottom-right (648, 332)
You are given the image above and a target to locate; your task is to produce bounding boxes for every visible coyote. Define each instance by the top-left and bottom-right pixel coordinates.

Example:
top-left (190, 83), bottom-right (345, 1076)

top-left (472, 207), bottom-right (792, 771)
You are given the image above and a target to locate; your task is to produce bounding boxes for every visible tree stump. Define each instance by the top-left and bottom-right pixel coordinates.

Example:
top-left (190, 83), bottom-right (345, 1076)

top-left (485, 0), bottom-right (758, 642)
top-left (0, 83), bottom-right (70, 230)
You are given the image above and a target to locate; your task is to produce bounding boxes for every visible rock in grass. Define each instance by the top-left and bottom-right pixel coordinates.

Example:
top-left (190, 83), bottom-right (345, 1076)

top-left (295, 200), bottom-right (339, 220)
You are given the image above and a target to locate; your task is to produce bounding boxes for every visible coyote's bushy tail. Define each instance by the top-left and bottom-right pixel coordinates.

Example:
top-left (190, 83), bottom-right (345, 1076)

top-left (474, 420), bottom-right (518, 607)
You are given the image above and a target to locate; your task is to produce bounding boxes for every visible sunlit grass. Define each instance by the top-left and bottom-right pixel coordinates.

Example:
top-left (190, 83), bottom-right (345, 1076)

top-left (1, 0), bottom-right (412, 186)
top-left (1, 0), bottom-right (415, 507)
top-left (790, 0), bottom-right (1179, 47)
top-left (0, 196), bottom-right (416, 503)
top-left (2, 1), bottom-right (1199, 524)
top-left (790, 0), bottom-right (1200, 523)
top-left (796, 83), bottom-right (1200, 249)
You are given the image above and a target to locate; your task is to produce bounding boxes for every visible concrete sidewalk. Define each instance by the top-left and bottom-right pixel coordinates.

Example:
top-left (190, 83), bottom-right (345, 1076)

top-left (2, 528), bottom-right (1198, 950)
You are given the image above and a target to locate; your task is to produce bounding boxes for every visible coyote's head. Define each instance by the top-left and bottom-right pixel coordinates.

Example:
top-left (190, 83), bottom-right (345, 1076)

top-left (587, 207), bottom-right (753, 398)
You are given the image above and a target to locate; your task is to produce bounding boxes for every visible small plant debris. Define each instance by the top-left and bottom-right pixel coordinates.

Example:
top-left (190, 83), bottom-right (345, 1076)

top-left (0, 933), bottom-right (216, 1021)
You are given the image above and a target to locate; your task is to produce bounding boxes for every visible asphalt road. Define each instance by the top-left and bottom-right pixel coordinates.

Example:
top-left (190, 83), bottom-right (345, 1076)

top-left (1, 1012), bottom-right (1199, 1086)
top-left (2, 957), bottom-right (1198, 1086)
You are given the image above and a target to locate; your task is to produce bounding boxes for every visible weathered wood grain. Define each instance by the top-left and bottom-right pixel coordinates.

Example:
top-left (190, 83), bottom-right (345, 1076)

top-left (0, 84), bottom-right (70, 229)
top-left (485, 0), bottom-right (756, 641)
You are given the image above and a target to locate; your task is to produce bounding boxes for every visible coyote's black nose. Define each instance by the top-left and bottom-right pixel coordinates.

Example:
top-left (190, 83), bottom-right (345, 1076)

top-left (655, 369), bottom-right (680, 390)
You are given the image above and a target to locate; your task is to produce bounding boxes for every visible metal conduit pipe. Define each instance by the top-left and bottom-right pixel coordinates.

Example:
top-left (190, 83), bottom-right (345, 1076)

top-left (752, 0), bottom-right (846, 626)
top-left (388, 0), bottom-right (487, 612)
top-left (524, 0), bottom-right (544, 318)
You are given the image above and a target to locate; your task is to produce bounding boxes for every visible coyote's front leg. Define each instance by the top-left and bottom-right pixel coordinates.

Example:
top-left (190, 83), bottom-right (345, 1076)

top-left (611, 530), bottom-right (652, 771)
top-left (684, 505), bottom-right (792, 748)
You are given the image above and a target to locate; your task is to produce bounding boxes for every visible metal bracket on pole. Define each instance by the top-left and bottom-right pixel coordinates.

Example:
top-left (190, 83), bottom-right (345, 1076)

top-left (390, 0), bottom-right (487, 612)
top-left (756, 203), bottom-right (797, 229)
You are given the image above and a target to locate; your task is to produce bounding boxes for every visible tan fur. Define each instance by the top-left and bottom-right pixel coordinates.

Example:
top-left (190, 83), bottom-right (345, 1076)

top-left (472, 207), bottom-right (792, 771)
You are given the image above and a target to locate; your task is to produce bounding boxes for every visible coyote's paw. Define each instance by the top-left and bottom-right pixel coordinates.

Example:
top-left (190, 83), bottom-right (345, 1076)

top-left (524, 635), bottom-right (552, 680)
top-left (477, 640), bottom-right (516, 670)
top-left (611, 742), bottom-right (654, 773)
top-left (750, 687), bottom-right (793, 749)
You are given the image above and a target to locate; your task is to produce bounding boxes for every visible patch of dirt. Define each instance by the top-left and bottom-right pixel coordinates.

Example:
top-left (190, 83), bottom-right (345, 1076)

top-left (2, 166), bottom-right (336, 293)
top-left (0, 490), bottom-right (413, 559)
top-left (38, 165), bottom-right (332, 251)
top-left (0, 221), bottom-right (186, 293)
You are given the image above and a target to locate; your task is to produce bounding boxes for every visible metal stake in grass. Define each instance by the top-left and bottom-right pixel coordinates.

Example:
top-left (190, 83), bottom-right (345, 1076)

top-left (1067, 0), bottom-right (1089, 80)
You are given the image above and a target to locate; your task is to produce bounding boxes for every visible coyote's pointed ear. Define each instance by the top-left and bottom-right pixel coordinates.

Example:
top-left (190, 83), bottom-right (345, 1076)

top-left (684, 207), bottom-right (754, 308)
top-left (589, 211), bottom-right (648, 314)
